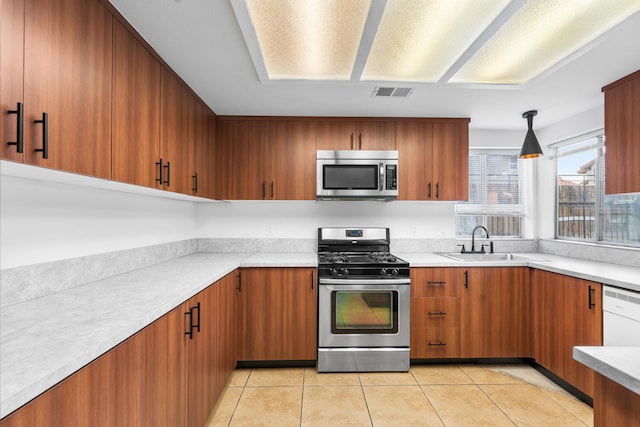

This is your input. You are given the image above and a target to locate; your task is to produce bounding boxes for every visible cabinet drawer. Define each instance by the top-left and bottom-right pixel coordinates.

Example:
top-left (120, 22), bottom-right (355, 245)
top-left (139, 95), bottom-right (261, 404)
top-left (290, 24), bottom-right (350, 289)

top-left (411, 298), bottom-right (460, 328)
top-left (411, 327), bottom-right (460, 359)
top-left (411, 268), bottom-right (463, 297)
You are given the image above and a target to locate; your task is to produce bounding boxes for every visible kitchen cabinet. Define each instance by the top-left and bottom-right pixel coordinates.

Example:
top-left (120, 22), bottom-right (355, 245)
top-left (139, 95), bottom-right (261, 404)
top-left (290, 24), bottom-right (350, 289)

top-left (215, 119), bottom-right (316, 200)
top-left (410, 268), bottom-right (463, 358)
top-left (531, 269), bottom-right (602, 397)
top-left (237, 267), bottom-right (317, 361)
top-left (593, 373), bottom-right (640, 427)
top-left (602, 69), bottom-right (640, 194)
top-left (461, 267), bottom-right (530, 358)
top-left (199, 112), bottom-right (218, 199)
top-left (1, 0), bottom-right (24, 163)
top-left (396, 119), bottom-right (469, 201)
top-left (1, 274), bottom-right (238, 427)
top-left (316, 120), bottom-right (396, 150)
top-left (1, 0), bottom-right (113, 177)
top-left (111, 19), bottom-right (161, 188)
top-left (410, 267), bottom-right (529, 359)
top-left (0, 335), bottom-right (141, 427)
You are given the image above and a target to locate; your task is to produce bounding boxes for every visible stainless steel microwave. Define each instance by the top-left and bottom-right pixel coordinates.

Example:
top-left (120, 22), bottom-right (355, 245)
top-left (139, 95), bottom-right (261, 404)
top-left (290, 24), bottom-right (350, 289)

top-left (316, 150), bottom-right (398, 200)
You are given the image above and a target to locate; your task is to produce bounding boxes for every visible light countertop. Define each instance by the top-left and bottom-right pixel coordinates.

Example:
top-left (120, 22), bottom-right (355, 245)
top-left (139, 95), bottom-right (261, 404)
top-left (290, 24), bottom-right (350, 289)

top-left (574, 347), bottom-right (640, 395)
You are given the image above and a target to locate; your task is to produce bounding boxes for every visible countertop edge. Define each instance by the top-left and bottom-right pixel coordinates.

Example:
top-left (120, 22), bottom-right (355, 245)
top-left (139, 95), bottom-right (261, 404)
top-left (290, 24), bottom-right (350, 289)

top-left (574, 346), bottom-right (640, 395)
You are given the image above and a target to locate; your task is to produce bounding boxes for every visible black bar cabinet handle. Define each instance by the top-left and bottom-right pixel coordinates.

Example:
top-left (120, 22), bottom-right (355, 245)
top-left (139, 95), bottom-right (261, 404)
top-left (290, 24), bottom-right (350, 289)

top-left (262, 181), bottom-right (266, 199)
top-left (588, 285), bottom-right (596, 309)
top-left (156, 158), bottom-right (164, 184)
top-left (270, 181), bottom-right (274, 199)
top-left (427, 281), bottom-right (446, 285)
top-left (193, 302), bottom-right (201, 333)
top-left (435, 182), bottom-right (440, 198)
top-left (358, 133), bottom-right (362, 150)
top-left (427, 182), bottom-right (432, 199)
top-left (311, 271), bottom-right (315, 290)
top-left (192, 172), bottom-right (198, 193)
top-left (350, 133), bottom-right (354, 150)
top-left (427, 311), bottom-right (447, 316)
top-left (34, 112), bottom-right (48, 159)
top-left (163, 161), bottom-right (171, 186)
top-left (464, 270), bottom-right (469, 289)
top-left (184, 309), bottom-right (193, 339)
top-left (427, 341), bottom-right (446, 347)
top-left (236, 271), bottom-right (242, 292)
top-left (7, 102), bottom-right (24, 153)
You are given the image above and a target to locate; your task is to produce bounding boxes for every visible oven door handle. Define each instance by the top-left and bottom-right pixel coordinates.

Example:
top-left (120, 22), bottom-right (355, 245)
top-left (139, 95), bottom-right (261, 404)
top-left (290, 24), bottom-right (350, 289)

top-left (319, 278), bottom-right (410, 285)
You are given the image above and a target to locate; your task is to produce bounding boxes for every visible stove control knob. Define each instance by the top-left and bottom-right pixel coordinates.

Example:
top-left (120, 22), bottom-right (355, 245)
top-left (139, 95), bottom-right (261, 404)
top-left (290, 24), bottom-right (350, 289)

top-left (332, 268), bottom-right (348, 278)
top-left (380, 268), bottom-right (388, 277)
top-left (392, 268), bottom-right (399, 277)
top-left (341, 268), bottom-right (349, 277)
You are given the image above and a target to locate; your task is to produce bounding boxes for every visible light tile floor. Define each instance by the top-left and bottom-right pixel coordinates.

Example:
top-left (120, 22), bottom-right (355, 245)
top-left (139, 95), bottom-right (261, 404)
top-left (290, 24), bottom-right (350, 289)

top-left (205, 364), bottom-right (593, 427)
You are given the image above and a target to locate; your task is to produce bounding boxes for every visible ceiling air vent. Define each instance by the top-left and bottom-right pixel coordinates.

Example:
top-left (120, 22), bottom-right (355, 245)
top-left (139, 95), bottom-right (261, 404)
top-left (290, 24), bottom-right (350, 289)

top-left (372, 87), bottom-right (414, 97)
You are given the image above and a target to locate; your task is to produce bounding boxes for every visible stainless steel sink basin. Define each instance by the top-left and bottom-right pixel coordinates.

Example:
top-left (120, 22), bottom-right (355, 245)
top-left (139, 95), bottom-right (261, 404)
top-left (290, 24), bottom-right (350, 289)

top-left (436, 252), bottom-right (549, 262)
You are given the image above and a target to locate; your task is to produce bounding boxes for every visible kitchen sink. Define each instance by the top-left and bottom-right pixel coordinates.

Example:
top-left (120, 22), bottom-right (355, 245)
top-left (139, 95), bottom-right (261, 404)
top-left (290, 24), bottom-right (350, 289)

top-left (436, 252), bottom-right (550, 262)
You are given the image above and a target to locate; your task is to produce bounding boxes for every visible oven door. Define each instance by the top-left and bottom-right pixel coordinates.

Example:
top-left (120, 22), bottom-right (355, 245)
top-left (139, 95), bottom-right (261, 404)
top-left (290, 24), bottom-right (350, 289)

top-left (318, 278), bottom-right (410, 348)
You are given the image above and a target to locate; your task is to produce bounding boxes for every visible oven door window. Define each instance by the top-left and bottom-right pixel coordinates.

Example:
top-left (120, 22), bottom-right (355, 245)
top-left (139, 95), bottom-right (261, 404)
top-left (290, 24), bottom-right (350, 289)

top-left (331, 290), bottom-right (398, 334)
top-left (323, 165), bottom-right (378, 190)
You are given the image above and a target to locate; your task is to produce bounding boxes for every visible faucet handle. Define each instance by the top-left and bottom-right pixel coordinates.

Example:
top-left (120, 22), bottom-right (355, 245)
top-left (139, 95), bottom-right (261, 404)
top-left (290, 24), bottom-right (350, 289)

top-left (457, 244), bottom-right (466, 254)
top-left (480, 244), bottom-right (489, 254)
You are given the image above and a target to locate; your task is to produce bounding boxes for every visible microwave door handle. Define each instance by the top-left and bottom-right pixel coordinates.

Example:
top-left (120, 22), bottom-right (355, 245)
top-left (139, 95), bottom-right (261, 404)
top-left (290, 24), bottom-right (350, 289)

top-left (379, 163), bottom-right (384, 191)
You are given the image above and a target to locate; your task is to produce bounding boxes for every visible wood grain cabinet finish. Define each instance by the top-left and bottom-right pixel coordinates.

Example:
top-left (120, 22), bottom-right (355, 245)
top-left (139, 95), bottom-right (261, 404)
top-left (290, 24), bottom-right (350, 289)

top-left (237, 267), bottom-right (317, 361)
top-left (0, 336), bottom-right (141, 427)
top-left (593, 373), bottom-right (640, 427)
top-left (215, 119), bottom-right (316, 200)
top-left (602, 69), bottom-right (640, 194)
top-left (461, 267), bottom-right (530, 358)
top-left (1, 0), bottom-right (113, 177)
top-left (316, 120), bottom-right (396, 150)
top-left (111, 19), bottom-right (161, 188)
top-left (396, 119), bottom-right (469, 201)
top-left (531, 269), bottom-right (602, 397)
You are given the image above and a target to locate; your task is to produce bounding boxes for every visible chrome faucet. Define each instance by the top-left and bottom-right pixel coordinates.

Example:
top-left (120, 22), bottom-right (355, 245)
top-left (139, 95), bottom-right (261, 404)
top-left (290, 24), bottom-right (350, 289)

top-left (471, 225), bottom-right (490, 253)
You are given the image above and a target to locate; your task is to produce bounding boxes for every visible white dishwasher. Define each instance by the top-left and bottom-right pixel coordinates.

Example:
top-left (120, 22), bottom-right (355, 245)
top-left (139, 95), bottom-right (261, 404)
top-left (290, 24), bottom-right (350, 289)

top-left (603, 285), bottom-right (640, 346)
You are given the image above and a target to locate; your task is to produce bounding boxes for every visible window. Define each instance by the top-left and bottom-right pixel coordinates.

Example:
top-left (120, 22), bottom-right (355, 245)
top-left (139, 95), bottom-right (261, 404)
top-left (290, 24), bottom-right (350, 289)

top-left (555, 133), bottom-right (640, 247)
top-left (455, 150), bottom-right (524, 237)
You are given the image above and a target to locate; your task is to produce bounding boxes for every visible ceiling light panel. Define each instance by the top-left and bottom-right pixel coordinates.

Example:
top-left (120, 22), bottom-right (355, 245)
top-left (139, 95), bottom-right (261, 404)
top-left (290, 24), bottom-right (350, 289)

top-left (361, 0), bottom-right (511, 82)
top-left (450, 0), bottom-right (640, 84)
top-left (244, 0), bottom-right (370, 80)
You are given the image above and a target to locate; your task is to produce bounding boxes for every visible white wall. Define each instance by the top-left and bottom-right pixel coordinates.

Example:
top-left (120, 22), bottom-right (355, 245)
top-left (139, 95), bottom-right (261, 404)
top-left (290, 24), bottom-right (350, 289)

top-left (0, 175), bottom-right (198, 269)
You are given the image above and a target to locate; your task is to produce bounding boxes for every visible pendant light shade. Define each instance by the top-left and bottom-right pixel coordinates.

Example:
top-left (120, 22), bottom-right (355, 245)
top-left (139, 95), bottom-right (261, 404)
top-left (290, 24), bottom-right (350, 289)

top-left (519, 110), bottom-right (543, 159)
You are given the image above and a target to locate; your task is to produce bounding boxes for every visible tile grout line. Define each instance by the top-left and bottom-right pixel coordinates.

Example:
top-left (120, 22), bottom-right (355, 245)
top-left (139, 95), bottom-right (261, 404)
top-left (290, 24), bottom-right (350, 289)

top-left (226, 368), bottom-right (252, 427)
top-left (474, 383), bottom-right (518, 426)
top-left (358, 373), bottom-right (375, 427)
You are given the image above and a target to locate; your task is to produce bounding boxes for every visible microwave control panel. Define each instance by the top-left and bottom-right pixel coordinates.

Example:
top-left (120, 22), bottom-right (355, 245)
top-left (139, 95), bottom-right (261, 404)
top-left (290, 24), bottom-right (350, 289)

top-left (385, 165), bottom-right (398, 190)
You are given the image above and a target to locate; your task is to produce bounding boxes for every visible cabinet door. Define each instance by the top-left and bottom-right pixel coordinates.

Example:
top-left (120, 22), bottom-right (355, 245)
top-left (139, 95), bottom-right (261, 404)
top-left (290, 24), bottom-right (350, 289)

top-left (396, 121), bottom-right (431, 200)
top-left (461, 267), bottom-right (530, 358)
top-left (140, 302), bottom-right (189, 427)
top-left (531, 269), bottom-right (602, 397)
top-left (160, 69), bottom-right (194, 194)
top-left (238, 268), bottom-right (316, 361)
top-left (0, 336), bottom-right (141, 427)
top-left (411, 267), bottom-right (463, 298)
top-left (216, 272), bottom-right (239, 395)
top-left (189, 100), bottom-right (208, 197)
top-left (357, 121), bottom-right (396, 150)
top-left (23, 0), bottom-right (112, 178)
top-left (202, 114), bottom-right (217, 199)
top-left (215, 120), bottom-right (269, 199)
top-left (316, 120), bottom-right (357, 150)
top-left (112, 20), bottom-right (161, 188)
top-left (604, 72), bottom-right (640, 194)
top-left (1, 0), bottom-right (24, 162)
top-left (431, 120), bottom-right (469, 201)
top-left (269, 120), bottom-right (316, 200)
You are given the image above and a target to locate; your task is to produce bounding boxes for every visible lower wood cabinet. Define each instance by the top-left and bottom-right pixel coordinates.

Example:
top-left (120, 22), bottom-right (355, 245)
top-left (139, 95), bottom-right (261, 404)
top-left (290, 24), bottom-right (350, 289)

top-left (531, 269), bottom-right (602, 397)
top-left (0, 272), bottom-right (238, 427)
top-left (237, 267), bottom-right (317, 361)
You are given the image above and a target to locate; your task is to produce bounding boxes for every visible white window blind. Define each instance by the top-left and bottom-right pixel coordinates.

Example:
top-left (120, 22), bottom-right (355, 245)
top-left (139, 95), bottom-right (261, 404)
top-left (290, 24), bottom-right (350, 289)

top-left (455, 150), bottom-right (525, 237)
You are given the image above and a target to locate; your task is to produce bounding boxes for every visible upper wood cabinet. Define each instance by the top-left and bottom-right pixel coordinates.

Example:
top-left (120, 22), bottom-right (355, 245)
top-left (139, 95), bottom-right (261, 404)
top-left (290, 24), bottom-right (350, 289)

top-left (237, 267), bottom-right (317, 361)
top-left (1, 0), bottom-right (24, 163)
top-left (602, 69), bottom-right (640, 194)
top-left (531, 269), bottom-right (602, 397)
top-left (316, 120), bottom-right (395, 150)
top-left (111, 19), bottom-right (161, 188)
top-left (1, 0), bottom-right (113, 177)
top-left (396, 119), bottom-right (469, 201)
top-left (216, 119), bottom-right (316, 200)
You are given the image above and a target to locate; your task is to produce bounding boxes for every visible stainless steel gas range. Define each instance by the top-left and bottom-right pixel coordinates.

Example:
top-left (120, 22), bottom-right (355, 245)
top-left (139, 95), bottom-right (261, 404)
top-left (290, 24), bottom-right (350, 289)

top-left (316, 227), bottom-right (410, 372)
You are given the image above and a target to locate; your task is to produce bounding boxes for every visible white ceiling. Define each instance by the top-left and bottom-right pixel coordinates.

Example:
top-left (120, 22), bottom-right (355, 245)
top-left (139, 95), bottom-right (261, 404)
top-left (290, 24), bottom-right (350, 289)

top-left (108, 0), bottom-right (640, 130)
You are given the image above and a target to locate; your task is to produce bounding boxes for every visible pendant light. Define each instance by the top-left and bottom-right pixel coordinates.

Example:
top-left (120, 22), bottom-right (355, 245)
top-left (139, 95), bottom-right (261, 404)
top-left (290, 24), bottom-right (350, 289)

top-left (519, 110), bottom-right (543, 159)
